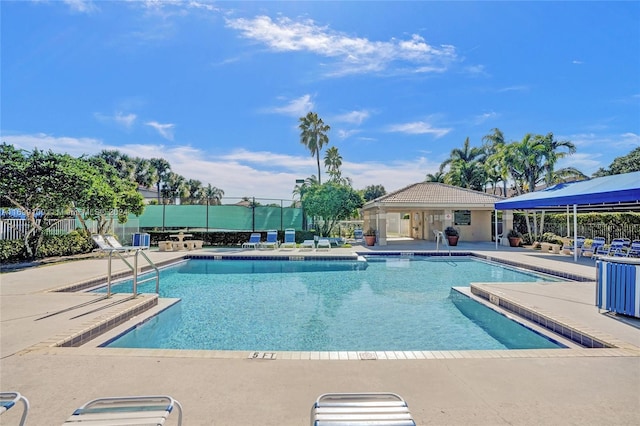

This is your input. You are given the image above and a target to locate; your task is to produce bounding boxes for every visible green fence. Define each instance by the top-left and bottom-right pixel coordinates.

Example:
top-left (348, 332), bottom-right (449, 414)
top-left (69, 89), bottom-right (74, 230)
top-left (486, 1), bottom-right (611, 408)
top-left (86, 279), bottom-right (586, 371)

top-left (130, 205), bottom-right (303, 231)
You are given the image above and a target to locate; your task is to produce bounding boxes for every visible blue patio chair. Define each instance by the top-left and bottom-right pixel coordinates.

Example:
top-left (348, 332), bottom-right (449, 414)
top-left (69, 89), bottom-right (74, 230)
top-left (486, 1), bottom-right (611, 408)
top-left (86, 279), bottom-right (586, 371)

top-left (582, 237), bottom-right (605, 257)
top-left (63, 395), bottom-right (182, 425)
top-left (281, 228), bottom-right (297, 249)
top-left (353, 229), bottom-right (364, 242)
top-left (0, 391), bottom-right (29, 426)
top-left (260, 230), bottom-right (280, 250)
top-left (242, 232), bottom-right (261, 249)
top-left (628, 240), bottom-right (640, 258)
top-left (607, 239), bottom-right (628, 257)
top-left (562, 236), bottom-right (585, 253)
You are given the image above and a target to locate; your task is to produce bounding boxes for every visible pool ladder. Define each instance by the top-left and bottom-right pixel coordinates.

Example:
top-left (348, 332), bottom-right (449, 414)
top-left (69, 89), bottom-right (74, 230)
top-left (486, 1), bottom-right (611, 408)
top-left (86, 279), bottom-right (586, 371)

top-left (435, 231), bottom-right (452, 255)
top-left (105, 249), bottom-right (160, 298)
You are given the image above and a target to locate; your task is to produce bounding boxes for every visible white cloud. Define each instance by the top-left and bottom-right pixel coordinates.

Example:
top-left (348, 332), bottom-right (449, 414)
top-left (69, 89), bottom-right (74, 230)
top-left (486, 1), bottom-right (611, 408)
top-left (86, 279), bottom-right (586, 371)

top-left (572, 60), bottom-right (584, 65)
top-left (333, 110), bottom-right (370, 125)
top-left (387, 121), bottom-right (451, 137)
top-left (473, 111), bottom-right (498, 125)
top-left (145, 121), bottom-right (175, 140)
top-left (94, 111), bottom-right (137, 129)
top-left (497, 85), bottom-right (528, 93)
top-left (63, 0), bottom-right (99, 14)
top-left (266, 94), bottom-right (315, 117)
top-left (1, 133), bottom-right (435, 199)
top-left (225, 15), bottom-right (457, 76)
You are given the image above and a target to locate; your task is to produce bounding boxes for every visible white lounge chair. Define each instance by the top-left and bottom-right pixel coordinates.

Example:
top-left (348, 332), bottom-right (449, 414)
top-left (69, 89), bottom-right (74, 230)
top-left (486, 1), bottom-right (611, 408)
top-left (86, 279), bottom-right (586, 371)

top-left (242, 233), bottom-right (261, 249)
top-left (63, 395), bottom-right (182, 425)
top-left (316, 238), bottom-right (331, 251)
top-left (105, 235), bottom-right (139, 253)
top-left (0, 391), bottom-right (29, 426)
top-left (92, 234), bottom-right (134, 255)
top-left (299, 240), bottom-right (315, 251)
top-left (310, 392), bottom-right (416, 426)
top-left (260, 230), bottom-right (280, 250)
top-left (281, 228), bottom-right (297, 249)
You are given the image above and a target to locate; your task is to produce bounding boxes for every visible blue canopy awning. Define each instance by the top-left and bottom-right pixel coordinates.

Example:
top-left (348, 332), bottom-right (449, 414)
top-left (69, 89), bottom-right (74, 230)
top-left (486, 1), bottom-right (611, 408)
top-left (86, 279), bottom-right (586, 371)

top-left (494, 171), bottom-right (640, 211)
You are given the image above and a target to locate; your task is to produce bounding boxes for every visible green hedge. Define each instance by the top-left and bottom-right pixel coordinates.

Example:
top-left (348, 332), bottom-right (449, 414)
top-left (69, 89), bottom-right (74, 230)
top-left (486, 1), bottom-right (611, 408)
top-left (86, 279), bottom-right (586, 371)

top-left (1, 231), bottom-right (94, 263)
top-left (145, 230), bottom-right (317, 246)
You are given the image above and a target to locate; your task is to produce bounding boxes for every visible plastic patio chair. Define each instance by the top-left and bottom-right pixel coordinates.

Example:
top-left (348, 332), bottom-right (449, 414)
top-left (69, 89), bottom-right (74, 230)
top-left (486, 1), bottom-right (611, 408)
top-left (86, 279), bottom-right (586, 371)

top-left (260, 230), bottom-right (280, 250)
top-left (582, 237), bottom-right (605, 257)
top-left (310, 392), bottom-right (416, 426)
top-left (242, 233), bottom-right (261, 249)
top-left (63, 395), bottom-right (182, 425)
top-left (0, 391), bottom-right (29, 426)
top-left (281, 228), bottom-right (297, 249)
top-left (316, 238), bottom-right (331, 251)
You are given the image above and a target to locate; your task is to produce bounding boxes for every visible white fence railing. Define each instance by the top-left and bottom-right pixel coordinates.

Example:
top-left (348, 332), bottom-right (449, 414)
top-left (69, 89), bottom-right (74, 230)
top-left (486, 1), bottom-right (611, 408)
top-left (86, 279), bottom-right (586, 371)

top-left (0, 218), bottom-right (140, 244)
top-left (0, 218), bottom-right (78, 240)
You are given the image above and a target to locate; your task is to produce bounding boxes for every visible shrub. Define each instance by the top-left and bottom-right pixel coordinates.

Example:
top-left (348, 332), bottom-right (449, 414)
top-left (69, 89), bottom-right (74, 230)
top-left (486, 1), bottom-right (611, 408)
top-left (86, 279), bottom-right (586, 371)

top-left (0, 240), bottom-right (27, 263)
top-left (36, 231), bottom-right (94, 258)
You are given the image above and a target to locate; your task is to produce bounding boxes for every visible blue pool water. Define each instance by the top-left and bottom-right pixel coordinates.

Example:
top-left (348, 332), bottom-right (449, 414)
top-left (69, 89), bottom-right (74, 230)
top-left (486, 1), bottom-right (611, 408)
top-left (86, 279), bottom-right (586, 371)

top-left (102, 257), bottom-right (563, 351)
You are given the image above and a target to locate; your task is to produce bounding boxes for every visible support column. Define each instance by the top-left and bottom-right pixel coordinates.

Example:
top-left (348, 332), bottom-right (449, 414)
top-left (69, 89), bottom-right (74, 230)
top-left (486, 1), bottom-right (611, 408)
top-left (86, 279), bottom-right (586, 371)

top-left (377, 208), bottom-right (387, 246)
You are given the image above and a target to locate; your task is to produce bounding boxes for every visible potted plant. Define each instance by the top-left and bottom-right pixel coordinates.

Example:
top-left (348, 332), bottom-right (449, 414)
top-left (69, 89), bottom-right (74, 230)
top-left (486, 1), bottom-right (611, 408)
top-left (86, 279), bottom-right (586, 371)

top-left (444, 226), bottom-right (459, 246)
top-left (507, 229), bottom-right (523, 247)
top-left (364, 228), bottom-right (377, 246)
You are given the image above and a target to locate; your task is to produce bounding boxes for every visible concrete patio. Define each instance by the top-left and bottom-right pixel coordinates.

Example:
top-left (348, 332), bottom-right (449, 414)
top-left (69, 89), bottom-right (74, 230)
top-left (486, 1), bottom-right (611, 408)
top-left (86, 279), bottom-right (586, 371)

top-left (1, 242), bottom-right (639, 425)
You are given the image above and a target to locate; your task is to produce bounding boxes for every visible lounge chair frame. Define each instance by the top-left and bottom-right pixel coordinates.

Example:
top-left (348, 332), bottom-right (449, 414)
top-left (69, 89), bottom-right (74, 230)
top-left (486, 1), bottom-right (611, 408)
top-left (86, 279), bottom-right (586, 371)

top-left (0, 391), bottom-right (29, 426)
top-left (311, 392), bottom-right (416, 426)
top-left (242, 233), bottom-right (262, 249)
top-left (64, 395), bottom-right (182, 425)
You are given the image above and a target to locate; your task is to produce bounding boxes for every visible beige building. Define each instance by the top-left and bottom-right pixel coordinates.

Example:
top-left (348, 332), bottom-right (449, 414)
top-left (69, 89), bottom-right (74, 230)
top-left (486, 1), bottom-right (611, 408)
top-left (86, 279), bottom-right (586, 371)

top-left (361, 182), bottom-right (511, 246)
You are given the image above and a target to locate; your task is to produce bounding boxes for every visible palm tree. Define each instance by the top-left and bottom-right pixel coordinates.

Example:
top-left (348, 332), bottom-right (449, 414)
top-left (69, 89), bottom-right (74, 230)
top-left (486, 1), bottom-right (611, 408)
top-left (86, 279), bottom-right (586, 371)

top-left (482, 128), bottom-right (508, 195)
top-left (204, 184), bottom-right (224, 205)
top-left (537, 132), bottom-right (577, 185)
top-left (425, 171), bottom-right (446, 183)
top-left (299, 112), bottom-right (330, 184)
top-left (160, 172), bottom-right (186, 204)
top-left (96, 150), bottom-right (135, 181)
top-left (150, 158), bottom-right (171, 204)
top-left (324, 146), bottom-right (343, 182)
top-left (440, 137), bottom-right (487, 190)
top-left (185, 179), bottom-right (203, 204)
top-left (133, 158), bottom-right (157, 189)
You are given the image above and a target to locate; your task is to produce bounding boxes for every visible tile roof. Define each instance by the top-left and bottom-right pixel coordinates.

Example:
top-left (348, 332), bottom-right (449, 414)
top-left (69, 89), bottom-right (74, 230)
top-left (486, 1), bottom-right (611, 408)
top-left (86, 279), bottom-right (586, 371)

top-left (363, 182), bottom-right (505, 209)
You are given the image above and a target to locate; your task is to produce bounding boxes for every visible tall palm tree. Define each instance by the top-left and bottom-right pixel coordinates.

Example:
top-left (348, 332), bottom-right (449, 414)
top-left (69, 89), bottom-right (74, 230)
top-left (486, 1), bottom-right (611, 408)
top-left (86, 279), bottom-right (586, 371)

top-left (440, 137), bottom-right (486, 190)
top-left (185, 179), bottom-right (203, 204)
top-left (482, 128), bottom-right (508, 195)
top-left (160, 172), bottom-right (186, 204)
top-left (299, 112), bottom-right (330, 185)
top-left (537, 132), bottom-right (577, 185)
top-left (150, 158), bottom-right (171, 204)
top-left (96, 150), bottom-right (135, 181)
top-left (324, 146), bottom-right (343, 182)
top-left (133, 158), bottom-right (157, 189)
top-left (204, 184), bottom-right (224, 205)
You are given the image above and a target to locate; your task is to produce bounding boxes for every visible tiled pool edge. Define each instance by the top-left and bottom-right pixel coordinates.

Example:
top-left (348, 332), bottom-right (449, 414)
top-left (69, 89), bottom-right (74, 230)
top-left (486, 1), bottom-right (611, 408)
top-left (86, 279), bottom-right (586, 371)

top-left (25, 295), bottom-right (158, 352)
top-left (469, 284), bottom-right (623, 349)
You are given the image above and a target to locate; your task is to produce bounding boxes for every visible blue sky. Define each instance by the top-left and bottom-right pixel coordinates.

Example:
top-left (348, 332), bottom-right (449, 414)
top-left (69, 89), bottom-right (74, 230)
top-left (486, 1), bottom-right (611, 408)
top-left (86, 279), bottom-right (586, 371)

top-left (2, 1), bottom-right (639, 201)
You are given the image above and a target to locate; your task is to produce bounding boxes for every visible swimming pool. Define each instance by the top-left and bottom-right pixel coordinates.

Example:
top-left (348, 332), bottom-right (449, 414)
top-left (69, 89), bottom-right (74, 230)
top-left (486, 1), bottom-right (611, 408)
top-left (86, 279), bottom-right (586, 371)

top-left (101, 257), bottom-right (563, 351)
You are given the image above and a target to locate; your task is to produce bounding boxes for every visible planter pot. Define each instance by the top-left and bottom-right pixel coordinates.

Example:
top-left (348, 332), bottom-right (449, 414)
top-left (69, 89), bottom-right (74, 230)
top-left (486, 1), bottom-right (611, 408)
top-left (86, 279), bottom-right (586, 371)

top-left (364, 235), bottom-right (376, 246)
top-left (447, 236), bottom-right (459, 246)
top-left (508, 237), bottom-right (521, 247)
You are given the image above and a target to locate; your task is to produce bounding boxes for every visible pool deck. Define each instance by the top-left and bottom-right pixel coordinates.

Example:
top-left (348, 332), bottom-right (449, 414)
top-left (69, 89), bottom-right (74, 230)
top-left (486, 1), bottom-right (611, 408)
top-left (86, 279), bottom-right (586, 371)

top-left (1, 241), bottom-right (639, 425)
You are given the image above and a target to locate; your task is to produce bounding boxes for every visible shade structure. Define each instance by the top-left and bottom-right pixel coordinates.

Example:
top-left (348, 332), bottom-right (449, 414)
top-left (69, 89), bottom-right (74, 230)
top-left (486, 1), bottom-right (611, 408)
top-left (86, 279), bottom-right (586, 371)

top-left (494, 171), bottom-right (640, 212)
